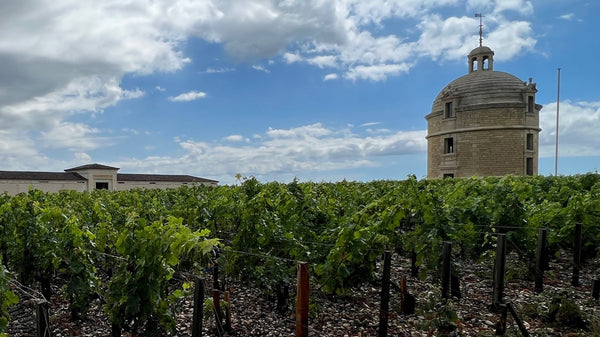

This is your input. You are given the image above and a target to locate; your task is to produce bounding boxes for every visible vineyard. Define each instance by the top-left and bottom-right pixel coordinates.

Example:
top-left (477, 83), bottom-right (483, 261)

top-left (1, 174), bottom-right (600, 336)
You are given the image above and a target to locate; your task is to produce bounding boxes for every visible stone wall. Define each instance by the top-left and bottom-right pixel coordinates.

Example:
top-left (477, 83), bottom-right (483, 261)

top-left (427, 105), bottom-right (539, 178)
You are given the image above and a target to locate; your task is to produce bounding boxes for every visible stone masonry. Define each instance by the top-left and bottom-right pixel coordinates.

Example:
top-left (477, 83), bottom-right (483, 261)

top-left (426, 45), bottom-right (542, 178)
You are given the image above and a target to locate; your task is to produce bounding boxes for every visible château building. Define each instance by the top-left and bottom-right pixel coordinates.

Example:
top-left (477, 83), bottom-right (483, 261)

top-left (0, 163), bottom-right (218, 195)
top-left (425, 44), bottom-right (542, 178)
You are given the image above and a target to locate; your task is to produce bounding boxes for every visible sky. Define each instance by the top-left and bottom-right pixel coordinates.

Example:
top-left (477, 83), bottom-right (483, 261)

top-left (0, 0), bottom-right (598, 185)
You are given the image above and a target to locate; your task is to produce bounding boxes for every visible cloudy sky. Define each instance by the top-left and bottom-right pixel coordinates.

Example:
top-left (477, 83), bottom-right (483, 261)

top-left (1, 0), bottom-right (598, 184)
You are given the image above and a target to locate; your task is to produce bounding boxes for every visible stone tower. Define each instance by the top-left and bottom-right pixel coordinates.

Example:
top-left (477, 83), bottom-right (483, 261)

top-left (425, 44), bottom-right (542, 178)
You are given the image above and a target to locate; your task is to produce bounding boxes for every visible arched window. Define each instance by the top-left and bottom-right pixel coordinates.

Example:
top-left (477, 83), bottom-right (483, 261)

top-left (471, 57), bottom-right (478, 71)
top-left (482, 56), bottom-right (489, 70)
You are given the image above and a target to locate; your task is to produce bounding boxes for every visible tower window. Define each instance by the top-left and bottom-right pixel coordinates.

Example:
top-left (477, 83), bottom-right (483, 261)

top-left (526, 133), bottom-right (533, 150)
top-left (444, 137), bottom-right (454, 154)
top-left (526, 158), bottom-right (534, 176)
top-left (445, 101), bottom-right (454, 118)
top-left (528, 96), bottom-right (534, 113)
top-left (483, 56), bottom-right (489, 70)
top-left (471, 57), bottom-right (478, 71)
top-left (443, 173), bottom-right (454, 179)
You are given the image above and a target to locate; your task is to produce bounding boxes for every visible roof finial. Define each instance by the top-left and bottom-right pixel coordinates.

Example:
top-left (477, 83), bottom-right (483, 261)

top-left (474, 13), bottom-right (484, 47)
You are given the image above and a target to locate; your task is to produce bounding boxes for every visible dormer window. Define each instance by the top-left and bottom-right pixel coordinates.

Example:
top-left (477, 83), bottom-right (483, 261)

top-left (527, 96), bottom-right (534, 113)
top-left (445, 101), bottom-right (454, 118)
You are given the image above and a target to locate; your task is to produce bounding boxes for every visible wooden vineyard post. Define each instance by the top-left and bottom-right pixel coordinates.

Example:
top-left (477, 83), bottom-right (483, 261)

top-left (296, 262), bottom-right (309, 337)
top-left (535, 228), bottom-right (547, 293)
top-left (592, 279), bottom-right (600, 300)
top-left (213, 262), bottom-right (220, 290)
top-left (441, 242), bottom-right (452, 299)
top-left (495, 303), bottom-right (508, 335)
top-left (192, 277), bottom-right (205, 337)
top-left (224, 290), bottom-right (232, 331)
top-left (410, 251), bottom-right (419, 277)
top-left (212, 289), bottom-right (224, 336)
top-left (493, 234), bottom-right (506, 307)
top-left (111, 324), bottom-right (122, 337)
top-left (507, 302), bottom-right (530, 337)
top-left (276, 282), bottom-right (290, 314)
top-left (378, 251), bottom-right (392, 337)
top-left (572, 223), bottom-right (582, 286)
top-left (36, 300), bottom-right (50, 337)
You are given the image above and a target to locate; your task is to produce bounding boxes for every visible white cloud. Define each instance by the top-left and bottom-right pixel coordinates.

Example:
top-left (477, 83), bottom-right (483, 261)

top-left (41, 122), bottom-right (105, 151)
top-left (360, 122), bottom-right (381, 127)
top-left (203, 67), bottom-right (235, 74)
top-left (323, 73), bottom-right (339, 81)
top-left (169, 91), bottom-right (207, 102)
top-left (283, 52), bottom-right (303, 64)
top-left (252, 65), bottom-right (271, 73)
top-left (0, 0), bottom-right (542, 170)
top-left (485, 19), bottom-right (535, 61)
top-left (539, 101), bottom-right (600, 158)
top-left (0, 1), bottom-right (541, 124)
top-left (307, 55), bottom-right (338, 68)
top-left (559, 13), bottom-right (575, 21)
top-left (344, 63), bottom-right (411, 81)
top-left (74, 152), bottom-right (92, 163)
top-left (492, 0), bottom-right (533, 15)
top-left (415, 13), bottom-right (536, 62)
top-left (155, 86), bottom-right (166, 92)
top-left (114, 123), bottom-right (427, 184)
top-left (224, 135), bottom-right (245, 142)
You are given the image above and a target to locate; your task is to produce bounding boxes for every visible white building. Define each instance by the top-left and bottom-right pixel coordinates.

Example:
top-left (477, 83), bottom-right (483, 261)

top-left (0, 164), bottom-right (218, 195)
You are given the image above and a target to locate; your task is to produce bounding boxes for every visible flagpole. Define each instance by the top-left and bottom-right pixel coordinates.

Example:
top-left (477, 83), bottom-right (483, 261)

top-left (554, 68), bottom-right (561, 176)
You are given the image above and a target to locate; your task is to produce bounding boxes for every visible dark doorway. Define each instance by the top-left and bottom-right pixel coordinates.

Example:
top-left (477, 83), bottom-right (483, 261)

top-left (96, 182), bottom-right (109, 190)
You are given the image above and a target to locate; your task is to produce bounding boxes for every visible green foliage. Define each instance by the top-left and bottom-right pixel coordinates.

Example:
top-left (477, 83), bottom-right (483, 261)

top-left (1, 173), bottom-right (600, 332)
top-left (0, 259), bottom-right (18, 335)
top-left (418, 293), bottom-right (459, 335)
top-left (105, 215), bottom-right (218, 334)
top-left (548, 292), bottom-right (588, 328)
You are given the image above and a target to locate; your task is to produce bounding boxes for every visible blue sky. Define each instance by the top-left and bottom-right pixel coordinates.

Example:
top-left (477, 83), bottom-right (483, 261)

top-left (0, 0), bottom-right (598, 184)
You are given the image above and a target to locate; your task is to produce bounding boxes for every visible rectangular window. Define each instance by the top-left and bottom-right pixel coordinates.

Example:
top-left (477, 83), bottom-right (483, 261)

top-left (444, 137), bottom-right (454, 154)
top-left (443, 173), bottom-right (454, 179)
top-left (526, 158), bottom-right (534, 176)
top-left (528, 96), bottom-right (534, 113)
top-left (445, 101), bottom-right (454, 118)
top-left (526, 134), bottom-right (533, 150)
top-left (96, 182), bottom-right (109, 190)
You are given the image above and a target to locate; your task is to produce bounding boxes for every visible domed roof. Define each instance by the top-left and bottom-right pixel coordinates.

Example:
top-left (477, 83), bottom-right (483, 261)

top-left (468, 45), bottom-right (493, 57)
top-left (432, 70), bottom-right (527, 112)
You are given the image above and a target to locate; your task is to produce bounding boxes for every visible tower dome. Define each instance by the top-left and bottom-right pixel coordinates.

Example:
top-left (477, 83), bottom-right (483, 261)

top-left (425, 45), bottom-right (542, 179)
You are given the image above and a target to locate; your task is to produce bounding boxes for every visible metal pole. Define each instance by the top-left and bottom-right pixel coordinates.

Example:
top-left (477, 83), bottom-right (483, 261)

top-left (554, 68), bottom-right (561, 176)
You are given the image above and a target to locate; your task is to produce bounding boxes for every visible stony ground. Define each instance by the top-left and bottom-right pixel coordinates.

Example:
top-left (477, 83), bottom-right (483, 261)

top-left (7, 251), bottom-right (600, 336)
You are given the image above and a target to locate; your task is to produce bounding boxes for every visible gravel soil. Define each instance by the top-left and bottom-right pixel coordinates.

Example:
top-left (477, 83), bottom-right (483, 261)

top-left (7, 251), bottom-right (600, 336)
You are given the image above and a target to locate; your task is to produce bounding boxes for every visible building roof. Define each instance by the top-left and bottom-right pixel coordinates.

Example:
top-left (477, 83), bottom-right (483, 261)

top-left (432, 70), bottom-right (528, 112)
top-left (65, 164), bottom-right (120, 171)
top-left (117, 173), bottom-right (218, 183)
top-left (0, 171), bottom-right (86, 181)
top-left (430, 45), bottom-right (536, 115)
top-left (468, 45), bottom-right (494, 57)
top-left (1, 163), bottom-right (218, 184)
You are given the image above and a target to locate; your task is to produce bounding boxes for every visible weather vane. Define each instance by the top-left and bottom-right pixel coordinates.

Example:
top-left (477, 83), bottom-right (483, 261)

top-left (474, 13), bottom-right (484, 47)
